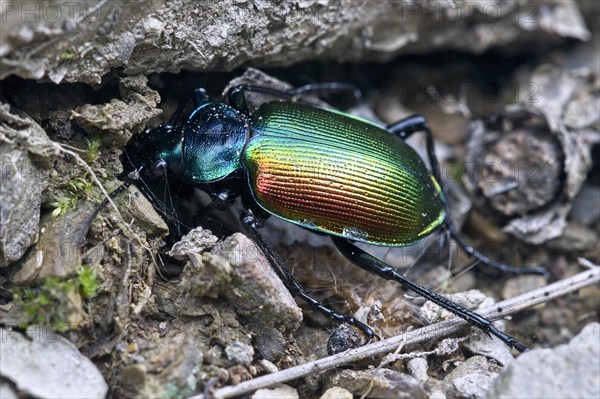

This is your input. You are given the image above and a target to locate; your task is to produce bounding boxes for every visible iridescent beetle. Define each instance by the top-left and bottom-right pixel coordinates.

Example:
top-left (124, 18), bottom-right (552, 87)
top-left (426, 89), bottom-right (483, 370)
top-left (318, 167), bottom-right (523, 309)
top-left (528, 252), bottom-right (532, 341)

top-left (119, 83), bottom-right (548, 353)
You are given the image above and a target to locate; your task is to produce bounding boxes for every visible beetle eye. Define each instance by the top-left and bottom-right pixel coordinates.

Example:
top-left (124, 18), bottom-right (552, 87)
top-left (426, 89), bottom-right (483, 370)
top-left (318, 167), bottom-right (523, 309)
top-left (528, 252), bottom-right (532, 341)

top-left (149, 159), bottom-right (168, 177)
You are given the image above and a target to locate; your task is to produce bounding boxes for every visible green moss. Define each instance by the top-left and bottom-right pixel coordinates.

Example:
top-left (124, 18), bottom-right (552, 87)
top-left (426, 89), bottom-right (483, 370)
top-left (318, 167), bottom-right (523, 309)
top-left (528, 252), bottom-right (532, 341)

top-left (59, 50), bottom-right (78, 61)
top-left (50, 195), bottom-right (78, 218)
top-left (76, 265), bottom-right (101, 298)
top-left (85, 135), bottom-right (102, 163)
top-left (50, 177), bottom-right (94, 218)
top-left (14, 266), bottom-right (101, 332)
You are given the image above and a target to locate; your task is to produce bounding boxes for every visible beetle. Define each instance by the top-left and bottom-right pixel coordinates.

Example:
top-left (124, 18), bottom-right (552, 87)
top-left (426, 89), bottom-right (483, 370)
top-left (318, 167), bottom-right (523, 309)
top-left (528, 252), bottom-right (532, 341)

top-left (117, 81), bottom-right (548, 353)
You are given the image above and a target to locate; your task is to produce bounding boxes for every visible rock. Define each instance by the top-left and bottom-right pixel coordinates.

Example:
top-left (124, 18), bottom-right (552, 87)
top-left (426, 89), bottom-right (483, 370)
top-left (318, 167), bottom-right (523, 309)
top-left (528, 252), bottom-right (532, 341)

top-left (118, 364), bottom-right (147, 394)
top-left (255, 327), bottom-right (287, 362)
top-left (325, 368), bottom-right (427, 399)
top-left (327, 324), bottom-right (363, 355)
top-left (502, 275), bottom-right (547, 299)
top-left (212, 233), bottom-right (303, 333)
top-left (13, 202), bottom-right (94, 283)
top-left (463, 329), bottom-right (515, 367)
top-left (116, 331), bottom-right (203, 398)
top-left (487, 322), bottom-right (600, 399)
top-left (178, 252), bottom-right (233, 300)
top-left (464, 66), bottom-right (594, 244)
top-left (252, 384), bottom-right (298, 399)
top-left (320, 387), bottom-right (353, 399)
top-left (0, 383), bottom-right (17, 399)
top-left (225, 341), bottom-right (255, 366)
top-left (167, 227), bottom-right (219, 260)
top-left (1, 2), bottom-right (590, 84)
top-left (116, 185), bottom-right (169, 238)
top-left (407, 357), bottom-right (429, 384)
top-left (258, 359), bottom-right (278, 374)
top-left (546, 222), bottom-right (598, 253)
top-left (72, 76), bottom-right (161, 144)
top-left (0, 326), bottom-right (108, 399)
top-left (443, 356), bottom-right (502, 399)
top-left (176, 232), bottom-right (302, 332)
top-left (569, 184), bottom-right (600, 226)
top-left (0, 104), bottom-right (53, 267)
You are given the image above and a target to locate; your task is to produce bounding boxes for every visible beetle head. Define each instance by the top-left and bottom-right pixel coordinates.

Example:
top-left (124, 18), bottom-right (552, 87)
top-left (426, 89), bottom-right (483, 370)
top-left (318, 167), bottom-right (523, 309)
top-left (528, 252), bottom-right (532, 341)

top-left (123, 124), bottom-right (184, 180)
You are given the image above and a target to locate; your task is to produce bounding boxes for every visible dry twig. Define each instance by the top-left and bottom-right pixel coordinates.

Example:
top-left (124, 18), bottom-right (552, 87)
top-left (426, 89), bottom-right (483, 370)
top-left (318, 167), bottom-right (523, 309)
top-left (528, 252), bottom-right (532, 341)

top-left (190, 265), bottom-right (600, 399)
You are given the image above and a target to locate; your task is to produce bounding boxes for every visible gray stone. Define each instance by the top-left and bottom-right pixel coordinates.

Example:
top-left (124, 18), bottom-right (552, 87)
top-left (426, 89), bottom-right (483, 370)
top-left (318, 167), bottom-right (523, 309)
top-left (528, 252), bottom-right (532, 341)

top-left (13, 202), bottom-right (94, 283)
top-left (0, 104), bottom-right (52, 267)
top-left (225, 340), bottom-right (255, 366)
top-left (443, 356), bottom-right (502, 399)
top-left (0, 2), bottom-right (590, 84)
top-left (546, 222), bottom-right (598, 253)
top-left (255, 327), bottom-right (287, 362)
top-left (488, 322), bottom-right (600, 399)
top-left (167, 226), bottom-right (218, 260)
top-left (569, 185), bottom-right (600, 226)
top-left (326, 368), bottom-right (427, 399)
top-left (319, 387), bottom-right (353, 399)
top-left (252, 385), bottom-right (298, 399)
top-left (114, 186), bottom-right (169, 238)
top-left (0, 326), bottom-right (108, 399)
top-left (177, 233), bottom-right (303, 333)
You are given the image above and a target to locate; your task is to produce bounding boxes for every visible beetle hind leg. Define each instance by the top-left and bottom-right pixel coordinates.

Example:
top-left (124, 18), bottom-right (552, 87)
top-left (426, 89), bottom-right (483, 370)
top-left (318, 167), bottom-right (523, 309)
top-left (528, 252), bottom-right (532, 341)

top-left (240, 210), bottom-right (377, 345)
top-left (332, 236), bottom-right (530, 353)
top-left (387, 115), bottom-right (548, 277)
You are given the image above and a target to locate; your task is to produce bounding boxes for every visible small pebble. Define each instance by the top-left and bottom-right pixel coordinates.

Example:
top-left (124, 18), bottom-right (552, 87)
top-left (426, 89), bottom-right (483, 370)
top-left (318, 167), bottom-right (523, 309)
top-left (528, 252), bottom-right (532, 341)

top-left (252, 384), bottom-right (299, 399)
top-left (259, 359), bottom-right (279, 374)
top-left (326, 368), bottom-right (426, 399)
top-left (442, 356), bottom-right (501, 398)
top-left (407, 357), bottom-right (429, 384)
top-left (127, 342), bottom-right (138, 353)
top-left (319, 387), bottom-right (353, 399)
top-left (225, 341), bottom-right (254, 366)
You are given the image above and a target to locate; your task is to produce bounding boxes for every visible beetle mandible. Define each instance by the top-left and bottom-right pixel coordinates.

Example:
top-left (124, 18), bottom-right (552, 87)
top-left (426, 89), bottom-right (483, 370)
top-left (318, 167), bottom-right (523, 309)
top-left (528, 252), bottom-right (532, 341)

top-left (119, 82), bottom-right (548, 353)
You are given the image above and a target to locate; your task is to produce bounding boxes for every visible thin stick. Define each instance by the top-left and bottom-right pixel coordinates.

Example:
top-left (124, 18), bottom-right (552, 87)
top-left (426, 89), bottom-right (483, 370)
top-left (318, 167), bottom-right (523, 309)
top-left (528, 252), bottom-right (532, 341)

top-left (189, 265), bottom-right (600, 399)
top-left (50, 142), bottom-right (162, 268)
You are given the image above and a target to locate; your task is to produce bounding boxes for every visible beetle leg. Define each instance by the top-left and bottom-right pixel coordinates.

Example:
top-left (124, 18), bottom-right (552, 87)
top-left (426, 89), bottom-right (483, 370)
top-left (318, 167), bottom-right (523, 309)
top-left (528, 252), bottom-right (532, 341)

top-left (388, 116), bottom-right (549, 277)
top-left (287, 82), bottom-right (362, 102)
top-left (387, 115), bottom-right (441, 183)
top-left (225, 83), bottom-right (362, 113)
top-left (240, 210), bottom-right (377, 344)
top-left (167, 88), bottom-right (210, 126)
top-left (446, 224), bottom-right (550, 277)
top-left (191, 189), bottom-right (236, 226)
top-left (332, 236), bottom-right (530, 353)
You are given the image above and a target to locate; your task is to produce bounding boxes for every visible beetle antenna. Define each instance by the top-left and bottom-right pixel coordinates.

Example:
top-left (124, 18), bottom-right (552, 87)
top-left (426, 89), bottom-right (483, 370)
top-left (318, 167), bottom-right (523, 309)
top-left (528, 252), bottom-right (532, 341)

top-left (444, 221), bottom-right (549, 278)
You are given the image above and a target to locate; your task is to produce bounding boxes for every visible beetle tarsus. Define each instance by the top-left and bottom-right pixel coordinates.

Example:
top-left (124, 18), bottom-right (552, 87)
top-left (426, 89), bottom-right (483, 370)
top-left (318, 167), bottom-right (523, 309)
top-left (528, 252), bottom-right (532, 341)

top-left (446, 222), bottom-right (550, 278)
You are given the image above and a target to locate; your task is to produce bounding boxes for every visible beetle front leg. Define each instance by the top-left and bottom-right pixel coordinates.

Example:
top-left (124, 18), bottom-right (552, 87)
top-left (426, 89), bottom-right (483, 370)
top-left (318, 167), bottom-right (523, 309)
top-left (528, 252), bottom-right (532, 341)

top-left (332, 236), bottom-right (530, 353)
top-left (191, 189), bottom-right (237, 226)
top-left (167, 87), bottom-right (211, 126)
top-left (240, 210), bottom-right (376, 344)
